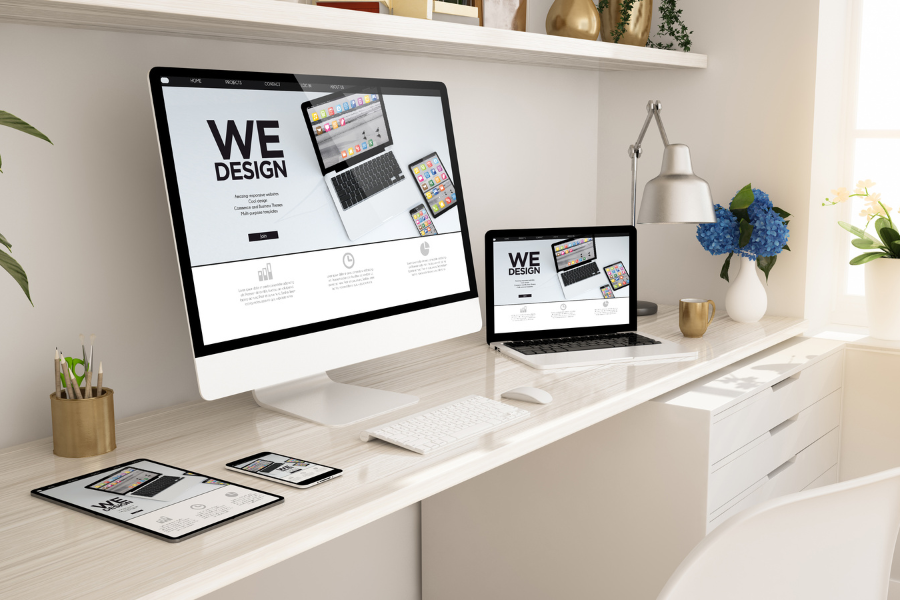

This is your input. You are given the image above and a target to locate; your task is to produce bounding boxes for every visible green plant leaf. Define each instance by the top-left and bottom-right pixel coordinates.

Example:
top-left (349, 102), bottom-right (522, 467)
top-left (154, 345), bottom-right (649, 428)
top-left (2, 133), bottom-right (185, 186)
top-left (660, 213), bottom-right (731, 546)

top-left (757, 255), bottom-right (777, 282)
top-left (852, 237), bottom-right (882, 249)
top-left (720, 252), bottom-right (733, 282)
top-left (0, 111), bottom-right (52, 145)
top-left (782, 244), bottom-right (791, 251)
top-left (0, 248), bottom-right (32, 305)
top-left (0, 232), bottom-right (10, 252)
top-left (876, 220), bottom-right (900, 248)
top-left (892, 240), bottom-right (900, 258)
top-left (738, 220), bottom-right (753, 247)
top-left (773, 207), bottom-right (791, 219)
top-left (849, 252), bottom-right (886, 266)
top-left (730, 184), bottom-right (754, 210)
top-left (838, 221), bottom-right (880, 242)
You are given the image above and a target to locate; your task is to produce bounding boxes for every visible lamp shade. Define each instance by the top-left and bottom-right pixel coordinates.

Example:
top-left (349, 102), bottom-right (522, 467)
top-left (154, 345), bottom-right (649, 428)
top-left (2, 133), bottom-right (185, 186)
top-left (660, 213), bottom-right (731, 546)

top-left (637, 144), bottom-right (716, 224)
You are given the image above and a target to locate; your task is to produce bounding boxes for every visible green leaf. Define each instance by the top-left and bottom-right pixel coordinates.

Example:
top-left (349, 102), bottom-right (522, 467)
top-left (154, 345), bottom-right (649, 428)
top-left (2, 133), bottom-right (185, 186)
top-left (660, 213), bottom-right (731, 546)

top-left (730, 184), bottom-right (754, 210)
top-left (738, 219), bottom-right (753, 247)
top-left (757, 255), bottom-right (777, 282)
top-left (0, 111), bottom-right (52, 145)
top-left (0, 248), bottom-right (32, 305)
top-left (720, 252), bottom-right (733, 282)
top-left (892, 240), bottom-right (900, 257)
top-left (773, 207), bottom-right (791, 219)
top-left (849, 252), bottom-right (887, 266)
top-left (875, 219), bottom-right (900, 248)
top-left (838, 221), bottom-right (880, 242)
top-left (0, 232), bottom-right (10, 252)
top-left (852, 237), bottom-right (882, 249)
top-left (782, 244), bottom-right (791, 252)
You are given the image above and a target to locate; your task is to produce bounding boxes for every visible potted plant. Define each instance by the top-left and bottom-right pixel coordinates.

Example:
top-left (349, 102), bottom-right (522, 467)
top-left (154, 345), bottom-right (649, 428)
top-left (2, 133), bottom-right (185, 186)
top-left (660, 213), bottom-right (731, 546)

top-left (824, 180), bottom-right (900, 340)
top-left (695, 184), bottom-right (791, 323)
top-left (1, 111), bottom-right (52, 306)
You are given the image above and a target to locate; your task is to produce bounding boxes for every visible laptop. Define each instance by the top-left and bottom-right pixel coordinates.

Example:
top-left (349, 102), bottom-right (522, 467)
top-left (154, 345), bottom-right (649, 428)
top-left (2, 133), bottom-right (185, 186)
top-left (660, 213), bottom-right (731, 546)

top-left (301, 89), bottom-right (408, 240)
top-left (485, 226), bottom-right (697, 370)
top-left (85, 466), bottom-right (206, 503)
top-left (552, 237), bottom-right (608, 300)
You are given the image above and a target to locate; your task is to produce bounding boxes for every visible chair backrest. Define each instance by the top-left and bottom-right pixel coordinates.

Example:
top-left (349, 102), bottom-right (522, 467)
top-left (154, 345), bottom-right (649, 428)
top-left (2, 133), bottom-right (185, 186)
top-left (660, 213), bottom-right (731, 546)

top-left (657, 467), bottom-right (900, 600)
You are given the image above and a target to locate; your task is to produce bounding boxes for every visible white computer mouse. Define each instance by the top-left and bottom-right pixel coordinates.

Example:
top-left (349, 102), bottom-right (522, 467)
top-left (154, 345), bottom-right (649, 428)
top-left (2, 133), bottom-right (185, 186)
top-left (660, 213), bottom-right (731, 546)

top-left (501, 387), bottom-right (553, 405)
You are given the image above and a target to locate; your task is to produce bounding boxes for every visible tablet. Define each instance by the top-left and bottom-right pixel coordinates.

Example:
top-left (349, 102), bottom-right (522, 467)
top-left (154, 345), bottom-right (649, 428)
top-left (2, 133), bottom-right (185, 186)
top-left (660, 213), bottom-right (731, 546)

top-left (31, 458), bottom-right (283, 543)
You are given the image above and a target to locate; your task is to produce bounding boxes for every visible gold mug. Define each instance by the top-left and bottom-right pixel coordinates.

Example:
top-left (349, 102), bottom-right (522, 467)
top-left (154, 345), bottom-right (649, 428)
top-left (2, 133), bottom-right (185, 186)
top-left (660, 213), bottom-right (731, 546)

top-left (679, 299), bottom-right (716, 338)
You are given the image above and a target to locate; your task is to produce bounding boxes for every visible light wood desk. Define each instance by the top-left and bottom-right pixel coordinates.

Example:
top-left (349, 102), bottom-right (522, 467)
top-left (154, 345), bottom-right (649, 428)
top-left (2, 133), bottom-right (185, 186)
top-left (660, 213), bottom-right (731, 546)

top-left (0, 307), bottom-right (805, 599)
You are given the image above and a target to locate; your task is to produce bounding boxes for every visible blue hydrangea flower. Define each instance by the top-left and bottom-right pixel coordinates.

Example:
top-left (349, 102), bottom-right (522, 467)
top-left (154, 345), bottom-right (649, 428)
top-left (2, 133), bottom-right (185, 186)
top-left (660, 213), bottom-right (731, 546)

top-left (696, 204), bottom-right (739, 255)
top-left (742, 207), bottom-right (789, 258)
top-left (746, 188), bottom-right (773, 222)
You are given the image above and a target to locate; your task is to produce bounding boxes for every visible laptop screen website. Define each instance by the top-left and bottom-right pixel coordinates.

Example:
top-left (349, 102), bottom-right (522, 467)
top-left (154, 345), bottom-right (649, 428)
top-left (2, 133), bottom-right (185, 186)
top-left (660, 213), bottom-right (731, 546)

top-left (492, 233), bottom-right (631, 334)
top-left (155, 73), bottom-right (471, 351)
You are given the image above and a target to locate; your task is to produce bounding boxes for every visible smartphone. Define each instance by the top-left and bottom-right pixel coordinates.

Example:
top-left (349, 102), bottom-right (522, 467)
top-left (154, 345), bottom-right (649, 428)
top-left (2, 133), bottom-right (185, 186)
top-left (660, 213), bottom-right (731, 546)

top-left (225, 452), bottom-right (342, 489)
top-left (600, 284), bottom-right (615, 299)
top-left (408, 152), bottom-right (457, 218)
top-left (410, 204), bottom-right (437, 236)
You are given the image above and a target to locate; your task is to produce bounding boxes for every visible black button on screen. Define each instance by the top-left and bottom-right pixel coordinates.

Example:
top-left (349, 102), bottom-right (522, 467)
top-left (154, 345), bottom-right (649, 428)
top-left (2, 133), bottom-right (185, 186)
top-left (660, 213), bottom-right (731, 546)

top-left (248, 231), bottom-right (279, 242)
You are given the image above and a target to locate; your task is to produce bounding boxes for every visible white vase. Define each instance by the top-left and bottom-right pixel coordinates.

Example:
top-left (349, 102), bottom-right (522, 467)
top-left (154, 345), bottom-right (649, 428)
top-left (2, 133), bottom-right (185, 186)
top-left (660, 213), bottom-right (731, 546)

top-left (865, 258), bottom-right (900, 340)
top-left (725, 256), bottom-right (767, 323)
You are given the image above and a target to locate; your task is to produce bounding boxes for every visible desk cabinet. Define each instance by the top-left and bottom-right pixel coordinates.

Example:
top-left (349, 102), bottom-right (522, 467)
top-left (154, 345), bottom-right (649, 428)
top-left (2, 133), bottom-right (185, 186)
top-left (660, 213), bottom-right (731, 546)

top-left (423, 336), bottom-right (844, 600)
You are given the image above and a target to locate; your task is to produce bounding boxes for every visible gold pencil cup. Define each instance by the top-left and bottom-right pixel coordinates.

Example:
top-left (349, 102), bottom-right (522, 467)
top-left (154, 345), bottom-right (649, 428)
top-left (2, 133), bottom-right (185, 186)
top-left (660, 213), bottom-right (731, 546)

top-left (50, 388), bottom-right (116, 458)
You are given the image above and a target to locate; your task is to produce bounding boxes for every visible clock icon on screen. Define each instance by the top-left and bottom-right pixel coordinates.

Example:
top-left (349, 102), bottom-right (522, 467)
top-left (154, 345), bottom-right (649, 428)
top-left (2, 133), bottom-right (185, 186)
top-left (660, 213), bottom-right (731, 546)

top-left (343, 252), bottom-right (355, 269)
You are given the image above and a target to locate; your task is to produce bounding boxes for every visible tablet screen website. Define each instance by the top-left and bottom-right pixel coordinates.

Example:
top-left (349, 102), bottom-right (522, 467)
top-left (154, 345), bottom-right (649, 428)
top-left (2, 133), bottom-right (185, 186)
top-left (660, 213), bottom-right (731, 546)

top-left (158, 75), bottom-right (470, 346)
top-left (491, 233), bottom-right (631, 334)
top-left (40, 460), bottom-right (280, 538)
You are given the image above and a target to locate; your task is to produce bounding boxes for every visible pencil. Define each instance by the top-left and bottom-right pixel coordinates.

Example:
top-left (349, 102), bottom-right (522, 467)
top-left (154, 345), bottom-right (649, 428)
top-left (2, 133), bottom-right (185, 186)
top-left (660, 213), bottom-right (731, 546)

top-left (85, 334), bottom-right (95, 398)
top-left (54, 348), bottom-right (62, 398)
top-left (96, 362), bottom-right (103, 396)
top-left (62, 361), bottom-right (74, 399)
top-left (70, 367), bottom-right (83, 399)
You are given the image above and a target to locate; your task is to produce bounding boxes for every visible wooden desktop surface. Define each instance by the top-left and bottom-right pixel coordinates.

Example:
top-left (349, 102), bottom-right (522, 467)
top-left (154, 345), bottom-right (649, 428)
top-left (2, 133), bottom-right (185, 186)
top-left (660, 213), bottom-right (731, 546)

top-left (0, 306), bottom-right (806, 600)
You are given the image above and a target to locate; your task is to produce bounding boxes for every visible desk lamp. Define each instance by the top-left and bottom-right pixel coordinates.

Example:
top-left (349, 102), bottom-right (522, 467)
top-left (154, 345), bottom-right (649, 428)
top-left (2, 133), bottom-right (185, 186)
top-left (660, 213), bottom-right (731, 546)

top-left (628, 100), bottom-right (716, 316)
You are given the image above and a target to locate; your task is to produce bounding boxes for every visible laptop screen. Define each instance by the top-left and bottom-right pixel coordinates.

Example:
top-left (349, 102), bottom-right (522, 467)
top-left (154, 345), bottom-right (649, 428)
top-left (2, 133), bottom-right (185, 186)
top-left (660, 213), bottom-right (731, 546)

top-left (305, 89), bottom-right (391, 171)
top-left (490, 230), bottom-right (632, 336)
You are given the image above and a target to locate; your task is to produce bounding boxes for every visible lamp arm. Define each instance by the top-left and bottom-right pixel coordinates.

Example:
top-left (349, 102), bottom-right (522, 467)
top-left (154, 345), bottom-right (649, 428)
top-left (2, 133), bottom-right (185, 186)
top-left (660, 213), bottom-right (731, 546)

top-left (628, 100), bottom-right (669, 227)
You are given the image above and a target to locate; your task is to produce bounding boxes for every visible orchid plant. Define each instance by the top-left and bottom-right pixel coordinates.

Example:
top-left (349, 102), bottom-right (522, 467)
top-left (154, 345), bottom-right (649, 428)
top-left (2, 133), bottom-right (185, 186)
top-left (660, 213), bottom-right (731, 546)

top-left (823, 180), bottom-right (900, 264)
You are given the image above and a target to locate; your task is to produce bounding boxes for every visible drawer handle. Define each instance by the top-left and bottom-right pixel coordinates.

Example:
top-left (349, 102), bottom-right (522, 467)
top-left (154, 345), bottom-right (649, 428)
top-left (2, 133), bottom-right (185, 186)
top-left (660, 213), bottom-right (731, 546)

top-left (771, 372), bottom-right (801, 393)
top-left (769, 412), bottom-right (800, 436)
top-left (767, 456), bottom-right (797, 479)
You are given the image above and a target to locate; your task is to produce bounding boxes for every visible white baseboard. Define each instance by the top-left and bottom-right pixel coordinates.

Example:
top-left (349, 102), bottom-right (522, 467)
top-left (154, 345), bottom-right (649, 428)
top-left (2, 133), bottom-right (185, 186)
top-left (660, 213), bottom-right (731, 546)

top-left (888, 579), bottom-right (900, 600)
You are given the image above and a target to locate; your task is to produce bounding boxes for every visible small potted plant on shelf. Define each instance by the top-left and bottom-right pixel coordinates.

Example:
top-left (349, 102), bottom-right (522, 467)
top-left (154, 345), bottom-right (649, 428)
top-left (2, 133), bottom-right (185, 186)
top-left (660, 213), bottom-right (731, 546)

top-left (824, 180), bottom-right (900, 340)
top-left (1, 110), bottom-right (52, 306)
top-left (695, 184), bottom-right (791, 323)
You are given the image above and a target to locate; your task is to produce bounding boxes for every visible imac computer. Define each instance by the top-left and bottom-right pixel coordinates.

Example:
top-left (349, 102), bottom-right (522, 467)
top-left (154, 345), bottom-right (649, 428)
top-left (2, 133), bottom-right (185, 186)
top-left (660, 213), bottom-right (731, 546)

top-left (148, 67), bottom-right (481, 426)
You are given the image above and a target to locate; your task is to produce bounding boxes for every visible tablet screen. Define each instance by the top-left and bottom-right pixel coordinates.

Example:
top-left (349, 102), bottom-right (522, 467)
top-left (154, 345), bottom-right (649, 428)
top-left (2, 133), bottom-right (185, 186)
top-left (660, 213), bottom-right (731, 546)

top-left (32, 459), bottom-right (282, 542)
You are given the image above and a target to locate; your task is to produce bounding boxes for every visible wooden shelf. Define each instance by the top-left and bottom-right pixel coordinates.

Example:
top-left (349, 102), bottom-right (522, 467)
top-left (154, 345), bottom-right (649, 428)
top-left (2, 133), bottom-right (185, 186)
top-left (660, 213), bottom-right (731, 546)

top-left (0, 0), bottom-right (707, 71)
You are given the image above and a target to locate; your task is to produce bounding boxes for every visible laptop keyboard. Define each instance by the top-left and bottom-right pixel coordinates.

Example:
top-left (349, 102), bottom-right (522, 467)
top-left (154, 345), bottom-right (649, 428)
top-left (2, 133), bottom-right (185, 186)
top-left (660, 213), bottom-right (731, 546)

top-left (560, 261), bottom-right (600, 287)
top-left (259, 463), bottom-right (282, 473)
top-left (131, 475), bottom-right (181, 497)
top-left (333, 151), bottom-right (405, 210)
top-left (505, 332), bottom-right (662, 355)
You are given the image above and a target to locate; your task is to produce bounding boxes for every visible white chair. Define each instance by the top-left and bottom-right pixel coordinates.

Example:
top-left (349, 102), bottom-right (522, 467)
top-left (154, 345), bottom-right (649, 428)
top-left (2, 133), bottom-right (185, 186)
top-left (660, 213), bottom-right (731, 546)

top-left (657, 467), bottom-right (900, 600)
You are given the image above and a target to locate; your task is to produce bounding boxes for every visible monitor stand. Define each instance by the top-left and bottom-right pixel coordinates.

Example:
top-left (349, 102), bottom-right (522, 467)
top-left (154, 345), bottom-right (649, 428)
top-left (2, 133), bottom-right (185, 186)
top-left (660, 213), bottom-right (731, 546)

top-left (252, 372), bottom-right (418, 427)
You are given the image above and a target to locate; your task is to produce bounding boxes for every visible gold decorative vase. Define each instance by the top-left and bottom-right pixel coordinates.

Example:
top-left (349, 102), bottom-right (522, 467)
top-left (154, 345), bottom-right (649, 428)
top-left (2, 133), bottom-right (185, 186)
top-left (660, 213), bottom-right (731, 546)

top-left (50, 388), bottom-right (116, 458)
top-left (598, 0), bottom-right (652, 46)
top-left (545, 0), bottom-right (601, 40)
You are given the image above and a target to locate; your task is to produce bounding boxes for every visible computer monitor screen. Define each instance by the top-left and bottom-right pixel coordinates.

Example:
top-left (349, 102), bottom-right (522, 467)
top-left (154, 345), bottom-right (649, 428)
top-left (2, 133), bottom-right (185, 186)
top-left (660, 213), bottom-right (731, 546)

top-left (486, 227), bottom-right (636, 341)
top-left (149, 68), bottom-right (478, 359)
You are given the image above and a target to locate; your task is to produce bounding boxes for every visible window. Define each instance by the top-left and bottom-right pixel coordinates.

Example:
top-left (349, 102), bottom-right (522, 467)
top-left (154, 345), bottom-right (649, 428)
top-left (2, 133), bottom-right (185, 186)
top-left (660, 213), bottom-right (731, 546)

top-left (833, 0), bottom-right (900, 323)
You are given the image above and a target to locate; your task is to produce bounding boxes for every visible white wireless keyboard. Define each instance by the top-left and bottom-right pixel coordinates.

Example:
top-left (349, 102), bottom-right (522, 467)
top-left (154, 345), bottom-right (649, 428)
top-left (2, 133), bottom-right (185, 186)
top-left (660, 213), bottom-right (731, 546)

top-left (360, 395), bottom-right (531, 454)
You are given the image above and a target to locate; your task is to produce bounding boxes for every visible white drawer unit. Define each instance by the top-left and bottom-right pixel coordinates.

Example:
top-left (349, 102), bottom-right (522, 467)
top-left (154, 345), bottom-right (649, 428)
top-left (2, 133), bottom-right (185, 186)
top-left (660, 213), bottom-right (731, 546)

top-left (422, 336), bottom-right (845, 600)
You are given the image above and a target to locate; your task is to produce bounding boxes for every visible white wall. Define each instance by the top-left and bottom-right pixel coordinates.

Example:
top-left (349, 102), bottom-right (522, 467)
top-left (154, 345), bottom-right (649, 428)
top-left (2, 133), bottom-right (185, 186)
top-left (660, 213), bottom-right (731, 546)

top-left (0, 21), bottom-right (599, 449)
top-left (596, 0), bottom-right (820, 317)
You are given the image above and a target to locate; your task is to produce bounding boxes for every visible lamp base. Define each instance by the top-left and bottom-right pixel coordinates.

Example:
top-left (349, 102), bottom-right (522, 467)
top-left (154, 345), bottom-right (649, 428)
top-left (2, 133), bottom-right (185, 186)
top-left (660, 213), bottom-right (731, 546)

top-left (637, 300), bottom-right (658, 316)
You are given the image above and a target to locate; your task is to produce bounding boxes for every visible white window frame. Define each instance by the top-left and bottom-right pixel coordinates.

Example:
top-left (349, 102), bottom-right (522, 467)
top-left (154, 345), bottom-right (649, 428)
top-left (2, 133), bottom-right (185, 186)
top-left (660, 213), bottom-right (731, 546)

top-left (828, 0), bottom-right (900, 326)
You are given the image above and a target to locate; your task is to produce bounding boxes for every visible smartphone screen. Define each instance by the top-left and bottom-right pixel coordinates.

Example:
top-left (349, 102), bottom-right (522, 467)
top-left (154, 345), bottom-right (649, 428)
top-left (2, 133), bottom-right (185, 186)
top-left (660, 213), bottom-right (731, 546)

top-left (226, 452), bottom-right (342, 488)
top-left (409, 152), bottom-right (456, 217)
top-left (410, 204), bottom-right (437, 236)
top-left (600, 284), bottom-right (615, 299)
